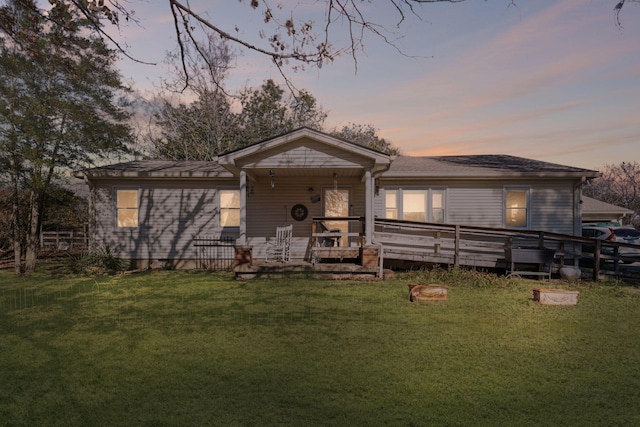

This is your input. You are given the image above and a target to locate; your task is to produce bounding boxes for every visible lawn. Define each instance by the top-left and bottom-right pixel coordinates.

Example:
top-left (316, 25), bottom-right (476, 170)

top-left (1, 266), bottom-right (640, 426)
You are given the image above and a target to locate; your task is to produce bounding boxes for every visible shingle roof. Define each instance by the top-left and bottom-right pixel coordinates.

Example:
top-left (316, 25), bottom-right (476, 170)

top-left (81, 160), bottom-right (232, 178)
top-left (582, 196), bottom-right (633, 215)
top-left (384, 155), bottom-right (600, 178)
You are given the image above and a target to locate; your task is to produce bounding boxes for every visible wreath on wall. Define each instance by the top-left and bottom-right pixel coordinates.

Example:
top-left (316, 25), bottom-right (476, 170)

top-left (291, 204), bottom-right (308, 221)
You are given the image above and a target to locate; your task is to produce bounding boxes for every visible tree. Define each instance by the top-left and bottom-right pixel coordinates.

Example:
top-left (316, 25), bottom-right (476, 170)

top-left (331, 123), bottom-right (399, 155)
top-left (234, 80), bottom-right (328, 145)
top-left (150, 34), bottom-right (241, 160)
top-left (583, 161), bottom-right (640, 227)
top-left (0, 0), bottom-right (133, 274)
top-left (26, 1), bottom-right (635, 91)
top-left (151, 78), bottom-right (328, 159)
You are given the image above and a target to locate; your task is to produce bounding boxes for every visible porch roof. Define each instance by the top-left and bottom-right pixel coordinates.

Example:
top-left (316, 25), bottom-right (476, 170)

top-left (217, 127), bottom-right (393, 178)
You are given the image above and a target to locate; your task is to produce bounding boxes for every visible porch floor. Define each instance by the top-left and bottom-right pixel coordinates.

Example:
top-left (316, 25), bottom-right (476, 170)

top-left (234, 259), bottom-right (380, 280)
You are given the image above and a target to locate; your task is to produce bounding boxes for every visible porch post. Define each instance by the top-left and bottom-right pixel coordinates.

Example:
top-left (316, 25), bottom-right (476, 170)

top-left (364, 168), bottom-right (373, 245)
top-left (239, 169), bottom-right (247, 244)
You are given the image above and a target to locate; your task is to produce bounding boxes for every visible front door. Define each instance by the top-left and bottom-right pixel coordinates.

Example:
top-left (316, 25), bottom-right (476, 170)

top-left (323, 188), bottom-right (350, 247)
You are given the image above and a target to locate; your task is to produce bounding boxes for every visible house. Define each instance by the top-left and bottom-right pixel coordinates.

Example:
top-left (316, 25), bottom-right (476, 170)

top-left (78, 127), bottom-right (600, 271)
top-left (581, 196), bottom-right (633, 226)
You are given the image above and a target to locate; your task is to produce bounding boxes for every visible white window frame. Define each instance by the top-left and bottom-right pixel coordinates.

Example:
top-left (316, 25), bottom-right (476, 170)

top-left (219, 188), bottom-right (240, 228)
top-left (504, 187), bottom-right (531, 229)
top-left (115, 188), bottom-right (139, 229)
top-left (383, 187), bottom-right (447, 223)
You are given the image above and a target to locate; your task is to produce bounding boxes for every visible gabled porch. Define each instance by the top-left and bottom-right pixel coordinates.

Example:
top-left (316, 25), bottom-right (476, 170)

top-left (215, 128), bottom-right (392, 273)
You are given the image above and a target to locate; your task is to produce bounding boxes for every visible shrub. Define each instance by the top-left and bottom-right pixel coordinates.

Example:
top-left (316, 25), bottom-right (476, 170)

top-left (65, 246), bottom-right (127, 274)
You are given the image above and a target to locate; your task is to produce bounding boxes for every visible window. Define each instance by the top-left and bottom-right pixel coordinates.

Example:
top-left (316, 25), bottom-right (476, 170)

top-left (220, 189), bottom-right (240, 227)
top-left (384, 188), bottom-right (446, 223)
top-left (385, 190), bottom-right (398, 219)
top-left (505, 188), bottom-right (529, 228)
top-left (116, 189), bottom-right (139, 228)
top-left (431, 190), bottom-right (445, 223)
top-left (403, 190), bottom-right (427, 222)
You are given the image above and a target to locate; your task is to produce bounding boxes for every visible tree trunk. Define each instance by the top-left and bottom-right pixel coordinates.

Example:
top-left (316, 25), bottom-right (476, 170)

top-left (10, 166), bottom-right (22, 275)
top-left (23, 190), bottom-right (40, 274)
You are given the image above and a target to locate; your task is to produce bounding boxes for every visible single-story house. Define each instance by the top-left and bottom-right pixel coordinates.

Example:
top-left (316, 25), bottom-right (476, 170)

top-left (78, 127), bottom-right (600, 269)
top-left (581, 196), bottom-right (633, 226)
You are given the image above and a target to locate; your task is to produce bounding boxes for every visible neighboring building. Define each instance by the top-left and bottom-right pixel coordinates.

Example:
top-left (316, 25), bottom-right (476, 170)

top-left (581, 196), bottom-right (633, 226)
top-left (78, 127), bottom-right (600, 268)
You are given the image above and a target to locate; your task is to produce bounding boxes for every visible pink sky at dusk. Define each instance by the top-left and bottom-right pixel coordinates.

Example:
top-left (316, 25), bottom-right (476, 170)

top-left (115, 0), bottom-right (640, 171)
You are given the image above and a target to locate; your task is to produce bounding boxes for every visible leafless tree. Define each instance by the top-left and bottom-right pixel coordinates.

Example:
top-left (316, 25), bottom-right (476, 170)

top-left (583, 161), bottom-right (640, 226)
top-left (39, 1), bottom-right (636, 91)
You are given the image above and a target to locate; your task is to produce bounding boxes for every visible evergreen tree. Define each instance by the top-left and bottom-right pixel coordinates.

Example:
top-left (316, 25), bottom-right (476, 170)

top-left (0, 0), bottom-right (133, 273)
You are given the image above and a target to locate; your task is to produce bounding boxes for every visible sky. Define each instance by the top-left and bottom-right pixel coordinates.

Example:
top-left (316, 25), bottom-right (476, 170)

top-left (111, 0), bottom-right (640, 171)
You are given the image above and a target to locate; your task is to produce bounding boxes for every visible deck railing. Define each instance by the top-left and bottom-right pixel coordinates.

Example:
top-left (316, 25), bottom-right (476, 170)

top-left (311, 216), bottom-right (365, 248)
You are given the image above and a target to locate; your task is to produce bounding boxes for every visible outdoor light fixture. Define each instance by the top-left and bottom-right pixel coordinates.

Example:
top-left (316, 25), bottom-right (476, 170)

top-left (269, 169), bottom-right (275, 191)
top-left (333, 172), bottom-right (337, 190)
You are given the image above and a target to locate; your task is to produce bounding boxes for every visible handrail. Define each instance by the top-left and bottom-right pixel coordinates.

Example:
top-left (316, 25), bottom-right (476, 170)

top-left (373, 218), bottom-right (640, 281)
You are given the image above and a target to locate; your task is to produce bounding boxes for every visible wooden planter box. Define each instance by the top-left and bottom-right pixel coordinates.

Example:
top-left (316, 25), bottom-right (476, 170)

top-left (408, 284), bottom-right (448, 302)
top-left (533, 288), bottom-right (579, 306)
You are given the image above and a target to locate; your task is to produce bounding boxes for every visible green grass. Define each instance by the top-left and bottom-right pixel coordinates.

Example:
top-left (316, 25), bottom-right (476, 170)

top-left (1, 266), bottom-right (640, 426)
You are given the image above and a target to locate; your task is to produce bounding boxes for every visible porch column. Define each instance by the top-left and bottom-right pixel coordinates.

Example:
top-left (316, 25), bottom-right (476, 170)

top-left (239, 169), bottom-right (247, 244)
top-left (364, 168), bottom-right (373, 245)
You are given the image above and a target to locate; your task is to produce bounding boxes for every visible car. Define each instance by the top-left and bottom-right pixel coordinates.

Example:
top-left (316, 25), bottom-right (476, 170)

top-left (582, 225), bottom-right (640, 263)
top-left (581, 225), bottom-right (616, 241)
top-left (612, 227), bottom-right (640, 262)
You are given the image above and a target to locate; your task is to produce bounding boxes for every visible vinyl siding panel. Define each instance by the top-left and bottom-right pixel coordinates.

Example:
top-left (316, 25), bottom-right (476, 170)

top-left (91, 179), bottom-right (237, 262)
top-left (375, 179), bottom-right (577, 234)
top-left (246, 176), bottom-right (366, 259)
top-left (238, 139), bottom-right (374, 169)
top-left (529, 180), bottom-right (575, 234)
top-left (91, 175), bottom-right (367, 262)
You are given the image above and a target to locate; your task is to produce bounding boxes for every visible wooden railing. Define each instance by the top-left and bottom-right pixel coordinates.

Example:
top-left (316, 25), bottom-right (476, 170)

top-left (40, 229), bottom-right (88, 250)
top-left (311, 216), bottom-right (365, 248)
top-left (373, 218), bottom-right (640, 282)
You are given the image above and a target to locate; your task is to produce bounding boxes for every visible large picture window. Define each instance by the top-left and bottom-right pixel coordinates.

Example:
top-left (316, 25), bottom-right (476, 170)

top-left (220, 189), bottom-right (240, 227)
top-left (116, 189), bottom-right (139, 228)
top-left (505, 187), bottom-right (530, 228)
top-left (384, 188), bottom-right (446, 223)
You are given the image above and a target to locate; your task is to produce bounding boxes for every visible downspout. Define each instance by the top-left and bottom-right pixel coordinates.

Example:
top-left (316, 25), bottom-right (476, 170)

top-left (573, 177), bottom-right (586, 237)
top-left (370, 159), bottom-right (394, 279)
top-left (572, 177), bottom-right (586, 268)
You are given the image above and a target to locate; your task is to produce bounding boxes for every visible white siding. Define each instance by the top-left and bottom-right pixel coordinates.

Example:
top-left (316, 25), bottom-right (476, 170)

top-left (238, 139), bottom-right (374, 169)
top-left (91, 179), bottom-right (237, 261)
top-left (375, 179), bottom-right (577, 234)
top-left (246, 176), bottom-right (366, 259)
top-left (91, 175), bottom-right (367, 262)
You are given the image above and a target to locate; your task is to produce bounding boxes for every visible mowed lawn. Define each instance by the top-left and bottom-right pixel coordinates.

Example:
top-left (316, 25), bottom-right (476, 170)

top-left (1, 266), bottom-right (639, 426)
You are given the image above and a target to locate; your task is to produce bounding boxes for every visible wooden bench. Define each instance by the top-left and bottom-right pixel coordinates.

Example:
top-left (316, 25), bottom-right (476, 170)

top-left (505, 247), bottom-right (556, 280)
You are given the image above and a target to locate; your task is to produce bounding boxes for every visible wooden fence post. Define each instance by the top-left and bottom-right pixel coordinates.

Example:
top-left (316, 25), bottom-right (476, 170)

top-left (593, 240), bottom-right (601, 281)
top-left (454, 225), bottom-right (460, 268)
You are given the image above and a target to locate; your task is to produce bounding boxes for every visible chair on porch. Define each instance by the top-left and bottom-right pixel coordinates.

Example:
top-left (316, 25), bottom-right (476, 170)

top-left (317, 221), bottom-right (342, 247)
top-left (265, 225), bottom-right (293, 263)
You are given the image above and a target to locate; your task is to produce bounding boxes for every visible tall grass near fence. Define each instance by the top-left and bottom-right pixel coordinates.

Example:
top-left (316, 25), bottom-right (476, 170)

top-left (1, 266), bottom-right (639, 426)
